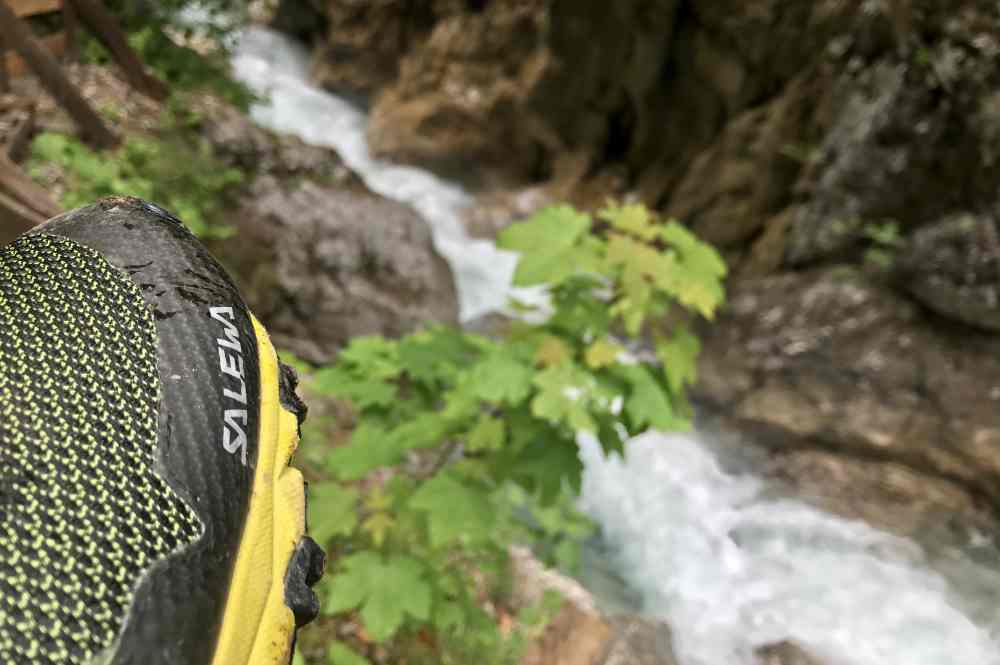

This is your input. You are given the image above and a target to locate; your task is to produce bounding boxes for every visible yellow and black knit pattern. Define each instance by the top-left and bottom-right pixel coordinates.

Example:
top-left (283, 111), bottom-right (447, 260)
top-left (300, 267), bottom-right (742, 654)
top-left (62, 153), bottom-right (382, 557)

top-left (0, 234), bottom-right (203, 665)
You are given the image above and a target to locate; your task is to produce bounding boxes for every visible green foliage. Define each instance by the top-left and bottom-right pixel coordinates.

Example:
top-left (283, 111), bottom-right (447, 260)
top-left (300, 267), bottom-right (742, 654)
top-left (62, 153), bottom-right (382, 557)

top-left (105, 0), bottom-right (250, 41)
top-left (301, 203), bottom-right (726, 663)
top-left (28, 114), bottom-right (243, 238)
top-left (84, 25), bottom-right (257, 110)
top-left (862, 220), bottom-right (902, 269)
top-left (326, 642), bottom-right (368, 665)
top-left (325, 552), bottom-right (433, 642)
top-left (86, 0), bottom-right (257, 109)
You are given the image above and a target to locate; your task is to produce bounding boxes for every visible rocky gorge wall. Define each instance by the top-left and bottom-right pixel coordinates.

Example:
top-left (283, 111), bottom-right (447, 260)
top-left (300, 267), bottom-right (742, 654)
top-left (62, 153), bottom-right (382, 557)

top-left (266, 0), bottom-right (1000, 535)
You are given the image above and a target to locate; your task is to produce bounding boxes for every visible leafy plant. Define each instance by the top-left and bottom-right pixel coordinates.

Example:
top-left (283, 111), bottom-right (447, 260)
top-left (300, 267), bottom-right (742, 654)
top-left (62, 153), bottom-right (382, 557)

top-left (83, 24), bottom-right (257, 110)
top-left (28, 112), bottom-right (244, 238)
top-left (300, 203), bottom-right (726, 663)
top-left (862, 220), bottom-right (902, 269)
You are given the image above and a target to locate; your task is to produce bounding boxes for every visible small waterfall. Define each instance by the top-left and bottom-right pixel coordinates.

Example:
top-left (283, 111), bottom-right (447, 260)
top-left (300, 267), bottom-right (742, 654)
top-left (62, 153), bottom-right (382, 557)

top-left (230, 27), bottom-right (519, 323)
top-left (231, 26), bottom-right (1000, 665)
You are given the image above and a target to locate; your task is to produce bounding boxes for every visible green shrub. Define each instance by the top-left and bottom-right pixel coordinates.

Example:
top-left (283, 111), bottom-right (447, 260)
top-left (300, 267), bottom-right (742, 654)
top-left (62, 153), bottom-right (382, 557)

top-left (28, 113), bottom-right (244, 238)
top-left (298, 203), bottom-right (727, 663)
top-left (83, 24), bottom-right (258, 111)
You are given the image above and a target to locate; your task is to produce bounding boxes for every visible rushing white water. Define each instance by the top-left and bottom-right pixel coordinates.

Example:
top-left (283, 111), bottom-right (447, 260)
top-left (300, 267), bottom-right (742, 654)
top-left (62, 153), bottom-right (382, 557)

top-left (230, 27), bottom-right (519, 322)
top-left (231, 27), bottom-right (1000, 665)
top-left (578, 433), bottom-right (1000, 665)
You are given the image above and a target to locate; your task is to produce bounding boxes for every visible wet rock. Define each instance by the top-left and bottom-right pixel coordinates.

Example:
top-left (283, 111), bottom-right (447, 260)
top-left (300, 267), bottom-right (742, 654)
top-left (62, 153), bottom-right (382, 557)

top-left (764, 449), bottom-right (996, 542)
top-left (755, 641), bottom-right (828, 665)
top-left (366, 0), bottom-right (560, 180)
top-left (309, 0), bottom-right (685, 185)
top-left (270, 0), bottom-right (328, 45)
top-left (311, 0), bottom-right (466, 95)
top-left (602, 617), bottom-right (678, 665)
top-left (694, 268), bottom-right (1000, 517)
top-left (784, 3), bottom-right (1000, 265)
top-left (198, 98), bottom-right (458, 363)
top-left (510, 547), bottom-right (678, 665)
top-left (305, 1), bottom-right (1000, 281)
top-left (894, 212), bottom-right (1000, 332)
top-left (197, 98), bottom-right (361, 184)
top-left (212, 175), bottom-right (458, 363)
top-left (666, 72), bottom-right (821, 250)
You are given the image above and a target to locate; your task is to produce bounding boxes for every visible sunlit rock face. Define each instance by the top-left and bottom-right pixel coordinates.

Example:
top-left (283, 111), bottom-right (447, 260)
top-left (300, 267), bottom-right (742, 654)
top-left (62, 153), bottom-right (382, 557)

top-left (305, 1), bottom-right (1000, 274)
top-left (694, 267), bottom-right (1000, 528)
top-left (213, 175), bottom-right (459, 363)
top-left (195, 78), bottom-right (460, 364)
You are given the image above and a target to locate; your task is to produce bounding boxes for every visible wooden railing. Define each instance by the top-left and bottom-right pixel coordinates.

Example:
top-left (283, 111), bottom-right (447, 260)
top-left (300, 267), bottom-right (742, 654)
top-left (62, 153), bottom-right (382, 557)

top-left (0, 0), bottom-right (76, 87)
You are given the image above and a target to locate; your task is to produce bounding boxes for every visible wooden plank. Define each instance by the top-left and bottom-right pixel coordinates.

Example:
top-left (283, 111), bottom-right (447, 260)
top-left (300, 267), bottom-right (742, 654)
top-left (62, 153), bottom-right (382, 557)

top-left (0, 101), bottom-right (35, 162)
top-left (62, 0), bottom-right (78, 61)
top-left (3, 32), bottom-right (66, 77)
top-left (0, 3), bottom-right (115, 150)
top-left (0, 152), bottom-right (62, 219)
top-left (69, 0), bottom-right (168, 100)
top-left (0, 31), bottom-right (7, 93)
top-left (0, 188), bottom-right (45, 244)
top-left (8, 0), bottom-right (62, 18)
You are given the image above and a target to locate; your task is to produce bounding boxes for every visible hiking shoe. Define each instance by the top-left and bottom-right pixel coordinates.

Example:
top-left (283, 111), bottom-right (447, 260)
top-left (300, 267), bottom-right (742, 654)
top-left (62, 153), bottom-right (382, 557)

top-left (0, 197), bottom-right (324, 665)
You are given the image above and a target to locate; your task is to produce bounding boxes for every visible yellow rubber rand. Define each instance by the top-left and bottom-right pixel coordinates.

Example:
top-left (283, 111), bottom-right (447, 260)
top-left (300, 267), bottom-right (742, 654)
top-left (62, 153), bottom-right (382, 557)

top-left (211, 316), bottom-right (306, 665)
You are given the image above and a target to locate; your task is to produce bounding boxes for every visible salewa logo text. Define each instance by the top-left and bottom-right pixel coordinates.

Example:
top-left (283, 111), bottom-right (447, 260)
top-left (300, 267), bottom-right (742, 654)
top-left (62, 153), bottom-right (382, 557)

top-left (210, 306), bottom-right (249, 466)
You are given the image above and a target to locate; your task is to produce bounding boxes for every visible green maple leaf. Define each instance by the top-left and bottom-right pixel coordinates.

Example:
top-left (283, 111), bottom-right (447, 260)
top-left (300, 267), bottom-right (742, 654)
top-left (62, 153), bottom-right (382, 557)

top-left (324, 554), bottom-right (373, 615)
top-left (501, 436), bottom-right (583, 503)
top-left (337, 336), bottom-right (401, 379)
top-left (361, 512), bottom-right (395, 547)
top-left (387, 412), bottom-right (452, 453)
top-left (364, 486), bottom-right (392, 512)
top-left (614, 365), bottom-right (688, 432)
top-left (398, 327), bottom-right (481, 385)
top-left (530, 364), bottom-right (597, 432)
top-left (467, 414), bottom-right (505, 452)
top-left (326, 423), bottom-right (403, 480)
top-left (312, 365), bottom-right (397, 409)
top-left (606, 234), bottom-right (663, 334)
top-left (327, 642), bottom-right (369, 665)
top-left (498, 205), bottom-right (592, 253)
top-left (606, 233), bottom-right (675, 278)
top-left (656, 326), bottom-right (701, 396)
top-left (465, 353), bottom-right (534, 405)
top-left (548, 275), bottom-right (613, 337)
top-left (655, 267), bottom-right (725, 319)
top-left (658, 222), bottom-right (727, 276)
top-left (584, 338), bottom-right (624, 369)
top-left (498, 206), bottom-right (596, 287)
top-left (657, 221), bottom-right (727, 318)
top-left (433, 600), bottom-right (467, 633)
top-left (534, 336), bottom-right (573, 368)
top-left (423, 388), bottom-right (481, 435)
top-left (325, 553), bottom-right (432, 642)
top-left (512, 247), bottom-right (583, 286)
top-left (308, 481), bottom-right (359, 546)
top-left (408, 473), bottom-right (496, 547)
top-left (598, 201), bottom-right (658, 240)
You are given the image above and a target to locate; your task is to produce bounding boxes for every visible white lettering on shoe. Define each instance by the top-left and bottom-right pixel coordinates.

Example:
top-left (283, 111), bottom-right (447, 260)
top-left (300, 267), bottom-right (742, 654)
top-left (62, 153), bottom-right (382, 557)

top-left (210, 306), bottom-right (249, 466)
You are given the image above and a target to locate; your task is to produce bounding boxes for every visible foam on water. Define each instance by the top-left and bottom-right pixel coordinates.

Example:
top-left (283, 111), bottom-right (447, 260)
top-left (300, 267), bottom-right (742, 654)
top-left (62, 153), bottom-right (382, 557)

top-left (578, 433), bottom-right (1000, 665)
top-left (231, 26), bottom-right (1000, 665)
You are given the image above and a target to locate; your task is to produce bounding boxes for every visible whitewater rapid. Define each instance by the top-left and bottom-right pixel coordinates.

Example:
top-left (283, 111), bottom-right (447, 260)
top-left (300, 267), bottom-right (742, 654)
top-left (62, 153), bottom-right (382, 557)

top-left (231, 26), bottom-right (1000, 665)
